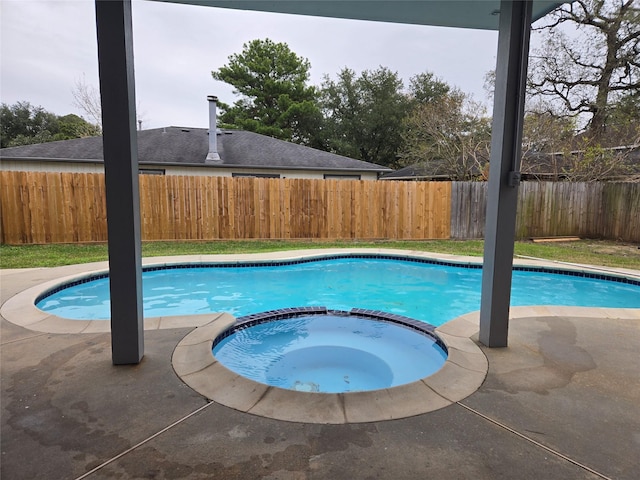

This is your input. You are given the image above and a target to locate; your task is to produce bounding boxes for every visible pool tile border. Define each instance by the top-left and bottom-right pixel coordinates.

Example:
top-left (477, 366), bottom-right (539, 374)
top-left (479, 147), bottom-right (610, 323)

top-left (214, 307), bottom-right (446, 351)
top-left (33, 252), bottom-right (640, 307)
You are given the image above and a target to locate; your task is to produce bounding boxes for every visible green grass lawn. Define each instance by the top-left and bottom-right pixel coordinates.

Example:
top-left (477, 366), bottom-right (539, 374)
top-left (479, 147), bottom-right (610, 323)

top-left (1, 239), bottom-right (639, 270)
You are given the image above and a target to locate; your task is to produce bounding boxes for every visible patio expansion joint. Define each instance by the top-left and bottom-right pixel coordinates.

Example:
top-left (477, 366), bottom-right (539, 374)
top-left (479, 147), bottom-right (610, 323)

top-left (72, 401), bottom-right (215, 480)
top-left (419, 380), bottom-right (452, 405)
top-left (337, 392), bottom-right (348, 424)
top-left (0, 330), bottom-right (49, 346)
top-left (446, 355), bottom-right (488, 374)
top-left (246, 385), bottom-right (274, 413)
top-left (455, 401), bottom-right (614, 480)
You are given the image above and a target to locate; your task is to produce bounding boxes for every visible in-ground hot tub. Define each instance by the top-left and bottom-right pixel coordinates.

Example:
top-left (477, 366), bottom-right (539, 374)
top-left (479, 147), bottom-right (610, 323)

top-left (171, 304), bottom-right (487, 423)
top-left (212, 307), bottom-right (448, 393)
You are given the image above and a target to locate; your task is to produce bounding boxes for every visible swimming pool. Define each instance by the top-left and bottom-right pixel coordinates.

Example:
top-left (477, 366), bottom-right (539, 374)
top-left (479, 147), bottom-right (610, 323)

top-left (36, 255), bottom-right (640, 326)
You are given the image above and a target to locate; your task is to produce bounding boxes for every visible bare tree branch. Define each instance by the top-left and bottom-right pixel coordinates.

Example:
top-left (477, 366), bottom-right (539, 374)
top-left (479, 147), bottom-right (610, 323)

top-left (71, 77), bottom-right (102, 129)
top-left (528, 0), bottom-right (639, 139)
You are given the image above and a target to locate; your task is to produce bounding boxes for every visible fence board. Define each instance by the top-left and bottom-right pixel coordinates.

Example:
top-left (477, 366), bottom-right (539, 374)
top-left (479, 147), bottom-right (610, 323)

top-left (602, 182), bottom-right (640, 241)
top-left (450, 182), bottom-right (485, 239)
top-left (48, 172), bottom-right (61, 242)
top-left (30, 172), bottom-right (46, 243)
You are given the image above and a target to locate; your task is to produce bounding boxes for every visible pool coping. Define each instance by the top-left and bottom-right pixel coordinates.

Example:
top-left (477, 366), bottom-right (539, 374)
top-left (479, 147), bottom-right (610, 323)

top-left (2, 249), bottom-right (639, 424)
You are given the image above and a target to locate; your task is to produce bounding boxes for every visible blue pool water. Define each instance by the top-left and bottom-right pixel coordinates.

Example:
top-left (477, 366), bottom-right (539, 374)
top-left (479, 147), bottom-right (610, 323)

top-left (212, 313), bottom-right (447, 393)
top-left (36, 256), bottom-right (640, 326)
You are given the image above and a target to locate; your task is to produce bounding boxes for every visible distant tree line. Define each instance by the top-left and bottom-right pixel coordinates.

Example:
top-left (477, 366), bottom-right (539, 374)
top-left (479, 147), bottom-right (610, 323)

top-left (1, 101), bottom-right (100, 149)
top-left (212, 38), bottom-right (472, 171)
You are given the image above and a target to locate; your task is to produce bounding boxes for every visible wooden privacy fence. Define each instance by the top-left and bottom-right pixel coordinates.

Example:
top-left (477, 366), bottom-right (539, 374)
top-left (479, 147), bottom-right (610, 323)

top-left (0, 171), bottom-right (451, 244)
top-left (449, 181), bottom-right (640, 242)
top-left (1, 171), bottom-right (638, 244)
top-left (0, 171), bottom-right (109, 244)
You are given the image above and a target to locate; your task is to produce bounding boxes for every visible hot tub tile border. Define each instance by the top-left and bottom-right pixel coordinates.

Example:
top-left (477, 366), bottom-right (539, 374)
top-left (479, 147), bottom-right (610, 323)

top-left (215, 306), bottom-right (447, 353)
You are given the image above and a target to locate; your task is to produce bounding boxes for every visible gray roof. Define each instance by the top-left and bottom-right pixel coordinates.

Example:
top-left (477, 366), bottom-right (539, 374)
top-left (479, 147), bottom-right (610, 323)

top-left (380, 162), bottom-right (451, 180)
top-left (380, 158), bottom-right (485, 181)
top-left (0, 127), bottom-right (391, 173)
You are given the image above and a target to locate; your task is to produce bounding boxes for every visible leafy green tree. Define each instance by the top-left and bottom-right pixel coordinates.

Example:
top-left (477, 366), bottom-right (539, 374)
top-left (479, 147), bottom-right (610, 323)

top-left (528, 0), bottom-right (639, 141)
top-left (408, 72), bottom-right (451, 107)
top-left (212, 39), bottom-right (323, 147)
top-left (1, 102), bottom-right (99, 148)
top-left (1, 102), bottom-right (58, 148)
top-left (57, 114), bottom-right (101, 140)
top-left (321, 67), bottom-right (410, 168)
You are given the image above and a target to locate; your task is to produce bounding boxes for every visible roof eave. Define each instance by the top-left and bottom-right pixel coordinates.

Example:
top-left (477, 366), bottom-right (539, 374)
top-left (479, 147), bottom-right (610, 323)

top-left (0, 156), bottom-right (392, 173)
top-left (0, 156), bottom-right (103, 163)
top-left (151, 0), bottom-right (565, 31)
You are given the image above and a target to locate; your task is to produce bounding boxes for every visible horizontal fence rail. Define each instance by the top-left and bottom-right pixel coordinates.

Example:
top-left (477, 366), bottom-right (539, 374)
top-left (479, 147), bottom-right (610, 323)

top-left (1, 172), bottom-right (638, 244)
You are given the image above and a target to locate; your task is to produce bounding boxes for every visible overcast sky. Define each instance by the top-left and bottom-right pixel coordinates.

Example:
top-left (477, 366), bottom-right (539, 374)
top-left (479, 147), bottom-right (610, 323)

top-left (2, 0), bottom-right (503, 130)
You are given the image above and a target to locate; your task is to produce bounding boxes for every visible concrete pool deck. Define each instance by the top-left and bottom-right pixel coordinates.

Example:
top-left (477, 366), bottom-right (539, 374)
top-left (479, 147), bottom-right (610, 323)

top-left (1, 250), bottom-right (639, 479)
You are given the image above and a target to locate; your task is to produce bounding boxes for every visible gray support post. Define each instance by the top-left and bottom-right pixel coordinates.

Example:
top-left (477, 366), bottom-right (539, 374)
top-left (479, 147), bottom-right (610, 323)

top-left (479, 0), bottom-right (532, 348)
top-left (95, 0), bottom-right (144, 364)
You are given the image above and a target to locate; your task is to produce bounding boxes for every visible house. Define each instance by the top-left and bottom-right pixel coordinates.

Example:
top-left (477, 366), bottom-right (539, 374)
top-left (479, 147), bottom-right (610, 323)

top-left (0, 97), bottom-right (391, 180)
top-left (519, 146), bottom-right (640, 181)
top-left (382, 145), bottom-right (640, 182)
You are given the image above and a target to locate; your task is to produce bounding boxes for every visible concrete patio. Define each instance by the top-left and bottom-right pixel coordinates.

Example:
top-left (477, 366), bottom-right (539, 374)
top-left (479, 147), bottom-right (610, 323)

top-left (1, 253), bottom-right (639, 479)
